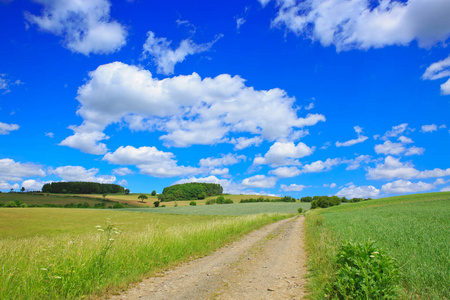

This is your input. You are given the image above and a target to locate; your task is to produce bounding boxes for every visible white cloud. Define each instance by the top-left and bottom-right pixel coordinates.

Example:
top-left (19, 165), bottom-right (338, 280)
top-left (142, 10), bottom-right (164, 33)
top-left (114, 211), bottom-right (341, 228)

top-left (367, 156), bottom-right (450, 180)
top-left (301, 158), bottom-right (341, 173)
top-left (398, 135), bottom-right (413, 144)
top-left (441, 186), bottom-right (450, 192)
top-left (117, 179), bottom-right (128, 186)
top-left (281, 183), bottom-right (307, 192)
top-left (236, 17), bottom-right (246, 31)
top-left (254, 141), bottom-right (314, 166)
top-left (304, 102), bottom-right (314, 110)
top-left (210, 168), bottom-right (229, 176)
top-left (242, 175), bottom-right (277, 188)
top-left (112, 167), bottom-right (134, 176)
top-left (375, 140), bottom-right (424, 156)
top-left (422, 55), bottom-right (450, 95)
top-left (330, 183), bottom-right (337, 188)
top-left (344, 154), bottom-right (372, 170)
top-left (142, 31), bottom-right (222, 75)
top-left (0, 158), bottom-right (45, 181)
top-left (45, 132), bottom-right (54, 138)
top-left (230, 136), bottom-right (263, 150)
top-left (50, 166), bottom-right (116, 183)
top-left (321, 141), bottom-right (331, 150)
top-left (375, 140), bottom-right (405, 155)
top-left (269, 166), bottom-right (301, 178)
top-left (0, 122), bottom-right (19, 135)
top-left (381, 180), bottom-right (435, 194)
top-left (421, 124), bottom-right (438, 133)
top-left (383, 123), bottom-right (413, 139)
top-left (25, 0), bottom-right (127, 55)
top-left (21, 179), bottom-right (49, 191)
top-left (199, 153), bottom-right (246, 168)
top-left (336, 184), bottom-right (380, 199)
top-left (61, 62), bottom-right (325, 152)
top-left (264, 0), bottom-right (450, 51)
top-left (0, 74), bottom-right (23, 94)
top-left (335, 126), bottom-right (368, 147)
top-left (439, 124), bottom-right (447, 129)
top-left (103, 145), bottom-right (200, 178)
top-left (59, 128), bottom-right (109, 155)
top-left (404, 146), bottom-right (425, 156)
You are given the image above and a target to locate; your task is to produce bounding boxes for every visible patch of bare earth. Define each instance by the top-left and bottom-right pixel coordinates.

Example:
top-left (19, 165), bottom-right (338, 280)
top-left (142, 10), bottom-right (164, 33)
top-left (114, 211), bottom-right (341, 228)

top-left (109, 216), bottom-right (307, 300)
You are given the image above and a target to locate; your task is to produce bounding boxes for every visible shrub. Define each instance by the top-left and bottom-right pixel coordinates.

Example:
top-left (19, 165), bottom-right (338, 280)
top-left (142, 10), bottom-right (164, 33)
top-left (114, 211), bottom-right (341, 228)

top-left (311, 196), bottom-right (341, 209)
top-left (198, 192), bottom-right (206, 199)
top-left (327, 241), bottom-right (401, 299)
top-left (113, 203), bottom-right (124, 209)
top-left (189, 201), bottom-right (197, 206)
top-left (223, 199), bottom-right (233, 204)
top-left (205, 199), bottom-right (216, 205)
top-left (4, 201), bottom-right (17, 207)
top-left (216, 196), bottom-right (225, 204)
top-left (20, 203), bottom-right (28, 208)
top-left (153, 201), bottom-right (160, 207)
top-left (298, 207), bottom-right (303, 213)
top-left (151, 190), bottom-right (157, 196)
top-left (301, 196), bottom-right (313, 202)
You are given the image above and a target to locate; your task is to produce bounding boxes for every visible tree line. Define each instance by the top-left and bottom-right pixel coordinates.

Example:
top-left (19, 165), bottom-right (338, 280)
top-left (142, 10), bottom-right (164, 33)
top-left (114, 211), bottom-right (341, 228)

top-left (160, 183), bottom-right (223, 201)
top-left (42, 182), bottom-right (125, 194)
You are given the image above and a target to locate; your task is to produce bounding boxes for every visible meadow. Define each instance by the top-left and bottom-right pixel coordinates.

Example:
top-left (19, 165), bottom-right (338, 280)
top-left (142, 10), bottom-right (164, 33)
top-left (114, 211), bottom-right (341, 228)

top-left (304, 192), bottom-right (450, 299)
top-left (0, 208), bottom-right (289, 299)
top-left (123, 201), bottom-right (310, 215)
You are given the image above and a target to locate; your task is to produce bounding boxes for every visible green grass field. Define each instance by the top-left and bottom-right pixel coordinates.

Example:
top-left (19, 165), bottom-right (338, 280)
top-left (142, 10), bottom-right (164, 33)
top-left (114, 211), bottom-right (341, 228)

top-left (304, 192), bottom-right (450, 299)
top-left (0, 208), bottom-right (289, 299)
top-left (0, 193), bottom-right (109, 206)
top-left (122, 202), bottom-right (310, 215)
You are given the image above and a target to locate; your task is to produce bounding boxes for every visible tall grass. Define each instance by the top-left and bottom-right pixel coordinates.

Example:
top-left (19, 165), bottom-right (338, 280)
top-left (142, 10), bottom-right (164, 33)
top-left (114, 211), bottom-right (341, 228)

top-left (304, 192), bottom-right (450, 299)
top-left (0, 210), bottom-right (287, 299)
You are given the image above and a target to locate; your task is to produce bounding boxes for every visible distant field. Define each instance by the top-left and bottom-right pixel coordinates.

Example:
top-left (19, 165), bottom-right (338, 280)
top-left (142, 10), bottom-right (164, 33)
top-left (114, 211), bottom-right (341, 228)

top-left (0, 193), bottom-right (109, 206)
top-left (305, 192), bottom-right (450, 299)
top-left (122, 202), bottom-right (310, 216)
top-left (0, 208), bottom-right (288, 299)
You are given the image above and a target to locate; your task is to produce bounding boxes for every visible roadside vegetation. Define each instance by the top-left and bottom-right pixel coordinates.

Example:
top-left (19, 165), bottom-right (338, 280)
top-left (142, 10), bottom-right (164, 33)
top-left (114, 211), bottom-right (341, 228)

top-left (304, 192), bottom-right (450, 299)
top-left (0, 208), bottom-right (288, 299)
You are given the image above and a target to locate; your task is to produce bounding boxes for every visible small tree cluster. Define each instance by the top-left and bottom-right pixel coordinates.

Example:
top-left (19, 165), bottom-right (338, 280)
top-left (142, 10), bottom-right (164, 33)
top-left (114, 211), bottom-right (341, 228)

top-left (310, 196), bottom-right (342, 209)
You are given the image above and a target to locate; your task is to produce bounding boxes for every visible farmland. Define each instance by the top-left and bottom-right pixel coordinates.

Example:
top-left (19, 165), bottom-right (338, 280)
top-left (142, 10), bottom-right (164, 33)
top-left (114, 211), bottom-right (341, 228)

top-left (304, 191), bottom-right (450, 299)
top-left (0, 207), bottom-right (289, 299)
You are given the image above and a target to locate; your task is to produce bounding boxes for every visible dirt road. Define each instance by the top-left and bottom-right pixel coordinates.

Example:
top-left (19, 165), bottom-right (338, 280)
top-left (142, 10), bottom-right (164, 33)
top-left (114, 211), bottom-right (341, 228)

top-left (110, 216), bottom-right (307, 300)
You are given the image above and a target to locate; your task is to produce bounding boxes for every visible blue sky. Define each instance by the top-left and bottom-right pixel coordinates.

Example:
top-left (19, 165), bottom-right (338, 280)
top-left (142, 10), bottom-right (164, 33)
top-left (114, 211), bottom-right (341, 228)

top-left (1, 0), bottom-right (449, 198)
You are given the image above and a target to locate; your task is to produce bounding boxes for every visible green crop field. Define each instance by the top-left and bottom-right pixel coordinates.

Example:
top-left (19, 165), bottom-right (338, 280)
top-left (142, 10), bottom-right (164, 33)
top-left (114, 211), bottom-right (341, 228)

top-left (305, 192), bottom-right (450, 299)
top-left (0, 193), bottom-right (108, 206)
top-left (122, 201), bottom-right (310, 215)
top-left (0, 208), bottom-right (289, 299)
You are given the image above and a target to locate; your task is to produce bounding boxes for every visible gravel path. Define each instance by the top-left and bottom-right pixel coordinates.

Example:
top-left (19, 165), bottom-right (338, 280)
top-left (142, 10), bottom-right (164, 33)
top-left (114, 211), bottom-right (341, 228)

top-left (109, 216), bottom-right (307, 300)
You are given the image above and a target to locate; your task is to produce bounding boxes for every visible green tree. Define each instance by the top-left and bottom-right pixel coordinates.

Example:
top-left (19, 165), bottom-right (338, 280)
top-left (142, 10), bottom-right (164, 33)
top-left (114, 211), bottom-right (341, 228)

top-left (124, 189), bottom-right (130, 195)
top-left (151, 190), bottom-right (157, 196)
top-left (21, 187), bottom-right (25, 192)
top-left (138, 194), bottom-right (148, 203)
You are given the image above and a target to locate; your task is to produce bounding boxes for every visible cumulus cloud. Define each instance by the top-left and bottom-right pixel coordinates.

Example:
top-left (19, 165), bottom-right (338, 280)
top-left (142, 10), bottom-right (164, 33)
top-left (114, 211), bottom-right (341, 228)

top-left (199, 153), bottom-right (246, 168)
top-left (254, 141), bottom-right (314, 166)
top-left (301, 158), bottom-right (341, 173)
top-left (50, 166), bottom-right (116, 183)
top-left (335, 126), bottom-right (368, 147)
top-left (262, 0), bottom-right (450, 51)
top-left (421, 124), bottom-right (438, 133)
top-left (367, 156), bottom-right (450, 180)
top-left (374, 140), bottom-right (424, 156)
top-left (21, 179), bottom-right (49, 191)
top-left (381, 179), bottom-right (435, 194)
top-left (25, 0), bottom-right (127, 55)
top-left (344, 154), bottom-right (372, 170)
top-left (61, 62), bottom-right (325, 153)
top-left (269, 166), bottom-right (301, 178)
top-left (112, 167), bottom-right (134, 176)
top-left (422, 55), bottom-right (450, 95)
top-left (242, 175), bottom-right (277, 188)
top-left (103, 145), bottom-right (200, 178)
top-left (209, 168), bottom-right (229, 176)
top-left (0, 181), bottom-right (20, 191)
top-left (398, 135), bottom-right (413, 144)
top-left (281, 183), bottom-right (307, 192)
top-left (0, 122), bottom-right (19, 135)
top-left (59, 127), bottom-right (109, 155)
top-left (0, 158), bottom-right (45, 181)
top-left (142, 31), bottom-right (222, 75)
top-left (336, 184), bottom-right (380, 199)
top-left (230, 136), bottom-right (263, 150)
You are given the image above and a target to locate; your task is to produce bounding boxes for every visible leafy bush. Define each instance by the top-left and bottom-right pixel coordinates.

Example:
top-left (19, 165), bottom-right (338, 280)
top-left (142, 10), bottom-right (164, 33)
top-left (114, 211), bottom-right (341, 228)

top-left (151, 190), bottom-right (157, 196)
top-left (223, 199), bottom-right (233, 204)
top-left (205, 199), bottom-right (216, 205)
top-left (113, 203), bottom-right (124, 209)
top-left (153, 201), bottom-right (160, 208)
top-left (198, 192), bottom-right (206, 199)
top-left (20, 203), bottom-right (28, 208)
top-left (189, 201), bottom-right (197, 206)
top-left (4, 201), bottom-right (17, 207)
top-left (301, 196), bottom-right (313, 202)
top-left (162, 182), bottom-right (223, 201)
top-left (311, 196), bottom-right (341, 209)
top-left (216, 196), bottom-right (225, 204)
top-left (327, 241), bottom-right (401, 299)
top-left (298, 207), bottom-right (303, 213)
